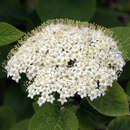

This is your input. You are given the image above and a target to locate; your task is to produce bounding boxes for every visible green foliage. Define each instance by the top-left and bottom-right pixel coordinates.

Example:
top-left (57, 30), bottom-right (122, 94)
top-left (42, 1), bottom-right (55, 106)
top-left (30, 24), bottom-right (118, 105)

top-left (0, 106), bottom-right (16, 130)
top-left (119, 61), bottom-right (130, 80)
top-left (0, 22), bottom-right (24, 46)
top-left (29, 103), bottom-right (79, 130)
top-left (33, 101), bottom-right (79, 114)
top-left (107, 116), bottom-right (130, 130)
top-left (111, 27), bottom-right (130, 60)
top-left (0, 0), bottom-right (27, 25)
top-left (91, 8), bottom-right (122, 27)
top-left (77, 101), bottom-right (112, 130)
top-left (3, 86), bottom-right (34, 121)
top-left (126, 82), bottom-right (130, 96)
top-left (33, 102), bottom-right (40, 112)
top-left (35, 0), bottom-right (96, 21)
top-left (88, 81), bottom-right (129, 116)
top-left (127, 23), bottom-right (130, 26)
top-left (0, 45), bottom-right (13, 78)
top-left (10, 119), bottom-right (29, 130)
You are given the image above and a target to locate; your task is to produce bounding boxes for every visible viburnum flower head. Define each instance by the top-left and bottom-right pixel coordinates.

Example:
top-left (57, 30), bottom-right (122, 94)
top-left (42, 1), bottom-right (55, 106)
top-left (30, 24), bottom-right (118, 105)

top-left (5, 19), bottom-right (125, 106)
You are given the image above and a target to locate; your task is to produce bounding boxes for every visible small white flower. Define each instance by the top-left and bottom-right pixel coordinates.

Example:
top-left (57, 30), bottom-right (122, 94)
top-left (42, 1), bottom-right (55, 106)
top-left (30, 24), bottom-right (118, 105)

top-left (58, 97), bottom-right (67, 105)
top-left (47, 95), bottom-right (55, 103)
top-left (5, 19), bottom-right (125, 106)
top-left (37, 96), bottom-right (46, 107)
top-left (88, 89), bottom-right (99, 101)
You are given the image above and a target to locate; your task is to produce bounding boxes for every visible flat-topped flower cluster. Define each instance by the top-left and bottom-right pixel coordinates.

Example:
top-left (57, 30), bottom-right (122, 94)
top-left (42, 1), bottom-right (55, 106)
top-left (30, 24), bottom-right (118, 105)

top-left (5, 19), bottom-right (125, 106)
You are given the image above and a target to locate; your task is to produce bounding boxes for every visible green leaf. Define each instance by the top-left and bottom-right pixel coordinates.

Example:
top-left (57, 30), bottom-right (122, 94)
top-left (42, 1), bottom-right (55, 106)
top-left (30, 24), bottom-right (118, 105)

top-left (91, 8), bottom-right (122, 28)
top-left (127, 22), bottom-right (130, 27)
top-left (127, 95), bottom-right (130, 103)
top-left (66, 105), bottom-right (79, 114)
top-left (119, 61), bottom-right (130, 81)
top-left (33, 102), bottom-right (39, 112)
top-left (111, 27), bottom-right (130, 60)
top-left (33, 101), bottom-right (79, 113)
top-left (33, 102), bottom-right (59, 112)
top-left (107, 116), bottom-right (130, 130)
top-left (10, 119), bottom-right (29, 130)
top-left (126, 81), bottom-right (130, 96)
top-left (0, 22), bottom-right (24, 46)
top-left (0, 44), bottom-right (13, 78)
top-left (0, 0), bottom-right (27, 26)
top-left (88, 81), bottom-right (129, 116)
top-left (29, 103), bottom-right (79, 130)
top-left (3, 85), bottom-right (34, 121)
top-left (77, 101), bottom-right (112, 130)
top-left (0, 106), bottom-right (16, 130)
top-left (79, 125), bottom-right (94, 130)
top-left (35, 0), bottom-right (96, 21)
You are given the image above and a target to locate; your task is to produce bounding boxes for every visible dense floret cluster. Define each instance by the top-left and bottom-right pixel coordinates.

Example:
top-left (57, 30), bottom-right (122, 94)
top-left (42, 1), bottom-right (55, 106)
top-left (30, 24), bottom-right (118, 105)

top-left (5, 19), bottom-right (125, 106)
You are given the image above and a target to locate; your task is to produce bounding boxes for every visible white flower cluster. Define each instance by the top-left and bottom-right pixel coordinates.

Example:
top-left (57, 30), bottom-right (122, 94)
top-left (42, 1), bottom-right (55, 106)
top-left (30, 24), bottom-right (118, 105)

top-left (5, 19), bottom-right (125, 106)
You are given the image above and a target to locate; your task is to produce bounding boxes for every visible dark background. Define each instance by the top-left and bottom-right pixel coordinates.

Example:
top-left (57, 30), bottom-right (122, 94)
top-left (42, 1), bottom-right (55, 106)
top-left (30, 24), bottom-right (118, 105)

top-left (1, 0), bottom-right (130, 31)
